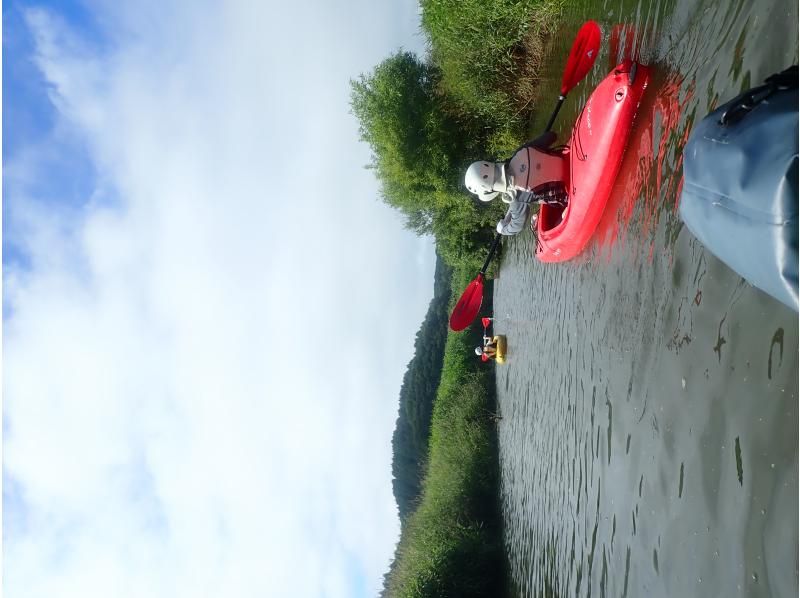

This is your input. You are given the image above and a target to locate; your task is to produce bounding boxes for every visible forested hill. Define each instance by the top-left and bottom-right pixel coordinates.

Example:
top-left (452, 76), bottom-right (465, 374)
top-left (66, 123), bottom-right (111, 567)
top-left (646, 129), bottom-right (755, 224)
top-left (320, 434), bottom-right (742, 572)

top-left (392, 252), bottom-right (453, 521)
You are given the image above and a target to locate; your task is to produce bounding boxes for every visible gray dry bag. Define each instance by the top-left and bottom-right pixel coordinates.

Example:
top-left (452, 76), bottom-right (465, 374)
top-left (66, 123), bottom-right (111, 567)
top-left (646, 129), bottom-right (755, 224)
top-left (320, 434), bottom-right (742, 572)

top-left (679, 66), bottom-right (798, 311)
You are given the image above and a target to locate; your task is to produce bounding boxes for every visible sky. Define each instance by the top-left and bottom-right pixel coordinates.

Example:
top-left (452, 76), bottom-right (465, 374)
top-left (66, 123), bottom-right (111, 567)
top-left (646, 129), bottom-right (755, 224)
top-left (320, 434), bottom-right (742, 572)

top-left (2, 1), bottom-right (437, 596)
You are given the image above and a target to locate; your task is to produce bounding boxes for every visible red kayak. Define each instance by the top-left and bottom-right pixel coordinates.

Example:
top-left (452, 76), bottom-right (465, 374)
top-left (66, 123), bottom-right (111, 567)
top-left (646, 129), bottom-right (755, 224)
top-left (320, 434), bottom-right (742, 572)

top-left (535, 60), bottom-right (649, 262)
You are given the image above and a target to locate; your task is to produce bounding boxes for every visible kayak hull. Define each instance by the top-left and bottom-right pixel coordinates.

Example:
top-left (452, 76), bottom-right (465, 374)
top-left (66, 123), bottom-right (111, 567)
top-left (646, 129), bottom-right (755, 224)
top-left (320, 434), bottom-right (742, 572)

top-left (536, 61), bottom-right (649, 262)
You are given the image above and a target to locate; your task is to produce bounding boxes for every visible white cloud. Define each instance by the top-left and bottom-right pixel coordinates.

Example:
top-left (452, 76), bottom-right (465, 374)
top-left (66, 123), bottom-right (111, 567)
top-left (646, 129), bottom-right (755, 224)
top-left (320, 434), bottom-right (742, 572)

top-left (4, 2), bottom-right (434, 597)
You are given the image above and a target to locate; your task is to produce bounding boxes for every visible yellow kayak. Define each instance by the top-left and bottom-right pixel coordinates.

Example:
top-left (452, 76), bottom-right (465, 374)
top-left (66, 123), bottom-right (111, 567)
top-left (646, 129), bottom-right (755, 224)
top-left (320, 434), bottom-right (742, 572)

top-left (493, 335), bottom-right (507, 364)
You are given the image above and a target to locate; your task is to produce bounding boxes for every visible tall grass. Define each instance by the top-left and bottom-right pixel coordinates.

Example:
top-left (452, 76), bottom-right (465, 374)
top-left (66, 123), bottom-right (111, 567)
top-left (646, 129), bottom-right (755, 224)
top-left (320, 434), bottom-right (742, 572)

top-left (421, 0), bottom-right (564, 155)
top-left (384, 279), bottom-right (508, 598)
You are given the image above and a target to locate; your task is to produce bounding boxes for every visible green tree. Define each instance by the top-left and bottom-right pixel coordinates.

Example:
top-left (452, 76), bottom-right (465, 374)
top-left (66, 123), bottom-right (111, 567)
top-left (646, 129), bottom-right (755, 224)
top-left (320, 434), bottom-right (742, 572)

top-left (351, 51), bottom-right (470, 231)
top-left (350, 52), bottom-right (503, 271)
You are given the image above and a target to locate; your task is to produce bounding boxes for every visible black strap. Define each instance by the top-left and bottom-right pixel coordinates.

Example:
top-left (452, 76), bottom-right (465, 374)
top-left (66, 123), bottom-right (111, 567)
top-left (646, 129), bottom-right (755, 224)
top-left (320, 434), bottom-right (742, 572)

top-left (720, 65), bottom-right (798, 126)
top-left (504, 131), bottom-right (559, 164)
top-left (765, 65), bottom-right (798, 90)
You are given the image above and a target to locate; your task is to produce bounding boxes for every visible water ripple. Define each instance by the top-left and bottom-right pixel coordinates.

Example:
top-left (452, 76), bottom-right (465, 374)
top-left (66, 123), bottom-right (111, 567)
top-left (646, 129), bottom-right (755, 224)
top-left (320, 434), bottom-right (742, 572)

top-left (493, 1), bottom-right (798, 596)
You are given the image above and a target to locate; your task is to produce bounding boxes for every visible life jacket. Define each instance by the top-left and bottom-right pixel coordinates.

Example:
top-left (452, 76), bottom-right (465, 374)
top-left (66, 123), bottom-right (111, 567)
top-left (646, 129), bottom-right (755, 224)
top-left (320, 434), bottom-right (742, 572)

top-left (506, 145), bottom-right (568, 195)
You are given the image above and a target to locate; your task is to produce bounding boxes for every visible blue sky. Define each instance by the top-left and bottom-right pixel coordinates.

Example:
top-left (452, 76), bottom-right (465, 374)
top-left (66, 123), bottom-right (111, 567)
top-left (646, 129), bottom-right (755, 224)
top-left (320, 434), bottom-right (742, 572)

top-left (3, 1), bottom-right (435, 596)
top-left (5, 2), bottom-right (94, 270)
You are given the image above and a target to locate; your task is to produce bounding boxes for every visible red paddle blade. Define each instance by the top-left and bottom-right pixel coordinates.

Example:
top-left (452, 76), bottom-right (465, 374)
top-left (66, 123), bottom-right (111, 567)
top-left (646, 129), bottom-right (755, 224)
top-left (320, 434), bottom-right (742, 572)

top-left (449, 274), bottom-right (484, 331)
top-left (561, 21), bottom-right (602, 96)
top-left (481, 317), bottom-right (492, 329)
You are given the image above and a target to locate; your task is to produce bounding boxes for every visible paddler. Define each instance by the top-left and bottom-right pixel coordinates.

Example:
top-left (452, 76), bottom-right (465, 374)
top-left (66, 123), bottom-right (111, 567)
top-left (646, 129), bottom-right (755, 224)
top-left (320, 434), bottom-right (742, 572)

top-left (475, 341), bottom-right (498, 361)
top-left (475, 317), bottom-right (499, 361)
top-left (464, 133), bottom-right (569, 235)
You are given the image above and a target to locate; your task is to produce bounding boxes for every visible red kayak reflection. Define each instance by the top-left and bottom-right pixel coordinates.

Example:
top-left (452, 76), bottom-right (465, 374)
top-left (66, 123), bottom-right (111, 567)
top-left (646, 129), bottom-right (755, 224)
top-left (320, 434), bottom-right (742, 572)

top-left (592, 61), bottom-right (695, 262)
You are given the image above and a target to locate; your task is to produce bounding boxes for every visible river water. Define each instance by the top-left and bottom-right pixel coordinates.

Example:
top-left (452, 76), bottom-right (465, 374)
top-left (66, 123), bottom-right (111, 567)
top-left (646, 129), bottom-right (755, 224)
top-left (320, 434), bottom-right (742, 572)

top-left (492, 0), bottom-right (798, 596)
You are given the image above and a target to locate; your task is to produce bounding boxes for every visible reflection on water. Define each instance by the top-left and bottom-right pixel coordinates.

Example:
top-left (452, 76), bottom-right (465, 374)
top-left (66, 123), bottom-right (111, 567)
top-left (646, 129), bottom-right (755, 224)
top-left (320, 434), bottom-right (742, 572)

top-left (493, 0), bottom-right (798, 596)
top-left (593, 68), bottom-right (694, 260)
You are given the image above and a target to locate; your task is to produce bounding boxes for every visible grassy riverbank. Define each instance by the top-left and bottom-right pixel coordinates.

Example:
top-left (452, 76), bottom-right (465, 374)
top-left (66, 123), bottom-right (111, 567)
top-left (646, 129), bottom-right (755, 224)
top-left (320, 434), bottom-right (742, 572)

top-left (354, 0), bottom-right (565, 595)
top-left (421, 0), bottom-right (564, 155)
top-left (384, 281), bottom-right (508, 598)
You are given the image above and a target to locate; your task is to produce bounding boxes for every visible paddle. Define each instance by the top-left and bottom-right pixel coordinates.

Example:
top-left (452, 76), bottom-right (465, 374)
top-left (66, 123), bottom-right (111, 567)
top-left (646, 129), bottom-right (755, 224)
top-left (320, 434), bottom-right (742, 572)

top-left (543, 20), bottom-right (602, 132)
top-left (449, 233), bottom-right (502, 331)
top-left (449, 21), bottom-right (602, 332)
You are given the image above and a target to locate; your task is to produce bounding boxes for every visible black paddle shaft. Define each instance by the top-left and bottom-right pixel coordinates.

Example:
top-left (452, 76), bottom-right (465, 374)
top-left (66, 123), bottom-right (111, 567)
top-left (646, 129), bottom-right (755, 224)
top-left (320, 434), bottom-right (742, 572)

top-left (479, 233), bottom-right (503, 276)
top-left (544, 95), bottom-right (566, 132)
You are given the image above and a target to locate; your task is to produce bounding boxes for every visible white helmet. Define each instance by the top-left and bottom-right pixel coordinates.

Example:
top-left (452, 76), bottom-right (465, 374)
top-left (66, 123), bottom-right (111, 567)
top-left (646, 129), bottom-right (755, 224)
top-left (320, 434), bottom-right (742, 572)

top-left (465, 161), bottom-right (505, 201)
top-left (475, 347), bottom-right (484, 356)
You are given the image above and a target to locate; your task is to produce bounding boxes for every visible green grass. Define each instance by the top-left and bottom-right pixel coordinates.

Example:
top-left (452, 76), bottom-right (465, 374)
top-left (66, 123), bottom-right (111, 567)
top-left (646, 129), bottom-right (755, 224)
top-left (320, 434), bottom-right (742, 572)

top-left (421, 0), bottom-right (564, 154)
top-left (384, 275), bottom-right (508, 597)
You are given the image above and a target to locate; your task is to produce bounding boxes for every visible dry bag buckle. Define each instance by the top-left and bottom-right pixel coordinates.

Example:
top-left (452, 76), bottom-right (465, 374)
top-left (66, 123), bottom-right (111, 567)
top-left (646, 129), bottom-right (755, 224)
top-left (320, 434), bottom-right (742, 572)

top-left (720, 66), bottom-right (797, 126)
top-left (720, 86), bottom-right (772, 126)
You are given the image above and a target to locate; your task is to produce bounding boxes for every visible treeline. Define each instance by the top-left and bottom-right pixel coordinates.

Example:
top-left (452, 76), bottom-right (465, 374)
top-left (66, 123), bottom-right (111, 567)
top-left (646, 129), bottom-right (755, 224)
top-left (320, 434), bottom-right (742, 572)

top-left (392, 253), bottom-right (453, 520)
top-left (350, 51), bottom-right (503, 272)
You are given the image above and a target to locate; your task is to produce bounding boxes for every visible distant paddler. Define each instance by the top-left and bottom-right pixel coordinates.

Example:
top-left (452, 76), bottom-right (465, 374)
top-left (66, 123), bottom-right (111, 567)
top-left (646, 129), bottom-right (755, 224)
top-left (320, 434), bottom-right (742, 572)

top-left (475, 317), bottom-right (507, 363)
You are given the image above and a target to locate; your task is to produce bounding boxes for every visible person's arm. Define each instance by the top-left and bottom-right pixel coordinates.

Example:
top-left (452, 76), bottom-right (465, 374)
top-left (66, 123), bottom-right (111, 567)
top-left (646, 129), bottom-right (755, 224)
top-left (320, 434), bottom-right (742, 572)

top-left (496, 199), bottom-right (530, 236)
